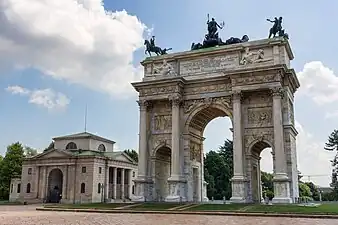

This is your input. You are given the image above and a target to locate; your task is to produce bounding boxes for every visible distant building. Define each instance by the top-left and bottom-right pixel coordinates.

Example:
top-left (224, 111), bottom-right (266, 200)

top-left (9, 132), bottom-right (138, 204)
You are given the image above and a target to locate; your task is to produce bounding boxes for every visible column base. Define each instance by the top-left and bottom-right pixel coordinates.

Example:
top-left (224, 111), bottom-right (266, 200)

top-left (230, 175), bottom-right (247, 203)
top-left (165, 177), bottom-right (187, 202)
top-left (272, 173), bottom-right (292, 204)
top-left (132, 177), bottom-right (153, 202)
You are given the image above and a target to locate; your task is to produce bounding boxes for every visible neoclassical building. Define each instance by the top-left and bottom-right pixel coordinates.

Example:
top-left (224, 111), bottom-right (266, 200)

top-left (9, 132), bottom-right (138, 204)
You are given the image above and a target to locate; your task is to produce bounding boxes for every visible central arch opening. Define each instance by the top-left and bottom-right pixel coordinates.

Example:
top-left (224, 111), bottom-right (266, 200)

top-left (47, 168), bottom-right (63, 203)
top-left (186, 105), bottom-right (233, 202)
top-left (154, 146), bottom-right (171, 201)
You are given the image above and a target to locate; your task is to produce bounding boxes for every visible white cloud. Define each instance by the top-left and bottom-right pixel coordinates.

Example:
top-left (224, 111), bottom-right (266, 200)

top-left (297, 61), bottom-right (338, 105)
top-left (6, 85), bottom-right (70, 110)
top-left (0, 0), bottom-right (147, 98)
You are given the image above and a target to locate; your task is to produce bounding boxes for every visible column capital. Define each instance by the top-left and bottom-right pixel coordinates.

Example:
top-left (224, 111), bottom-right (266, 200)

top-left (169, 93), bottom-right (182, 107)
top-left (270, 87), bottom-right (284, 98)
top-left (137, 100), bottom-right (151, 111)
top-left (231, 90), bottom-right (243, 102)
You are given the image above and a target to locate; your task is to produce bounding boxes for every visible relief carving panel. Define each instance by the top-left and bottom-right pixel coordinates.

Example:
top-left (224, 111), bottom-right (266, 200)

top-left (232, 73), bottom-right (281, 86)
top-left (139, 85), bottom-right (180, 97)
top-left (153, 60), bottom-right (177, 76)
top-left (153, 115), bottom-right (172, 131)
top-left (190, 141), bottom-right (201, 162)
top-left (180, 54), bottom-right (238, 75)
top-left (244, 128), bottom-right (274, 150)
top-left (247, 107), bottom-right (272, 127)
top-left (184, 83), bottom-right (231, 95)
top-left (184, 97), bottom-right (232, 114)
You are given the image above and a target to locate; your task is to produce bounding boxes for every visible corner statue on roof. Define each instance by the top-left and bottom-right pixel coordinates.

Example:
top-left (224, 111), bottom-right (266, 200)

top-left (267, 16), bottom-right (289, 39)
top-left (144, 35), bottom-right (172, 57)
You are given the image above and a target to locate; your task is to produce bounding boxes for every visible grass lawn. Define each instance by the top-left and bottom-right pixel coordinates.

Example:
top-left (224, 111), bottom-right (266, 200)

top-left (186, 204), bottom-right (249, 211)
top-left (246, 204), bottom-right (338, 215)
top-left (0, 200), bottom-right (22, 205)
top-left (44, 203), bottom-right (131, 209)
top-left (128, 203), bottom-right (186, 211)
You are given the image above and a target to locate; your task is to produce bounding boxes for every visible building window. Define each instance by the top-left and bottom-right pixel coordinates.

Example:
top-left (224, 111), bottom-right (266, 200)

top-left (133, 171), bottom-right (135, 177)
top-left (80, 183), bottom-right (86, 193)
top-left (66, 142), bottom-right (77, 150)
top-left (28, 168), bottom-right (32, 175)
top-left (97, 183), bottom-right (101, 193)
top-left (26, 183), bottom-right (31, 193)
top-left (82, 167), bottom-right (86, 173)
top-left (99, 167), bottom-right (102, 174)
top-left (11, 184), bottom-right (13, 193)
top-left (98, 144), bottom-right (106, 152)
top-left (17, 184), bottom-right (21, 193)
top-left (132, 185), bottom-right (135, 194)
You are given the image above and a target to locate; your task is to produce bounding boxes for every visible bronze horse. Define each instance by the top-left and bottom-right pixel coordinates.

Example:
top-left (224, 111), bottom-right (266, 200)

top-left (144, 40), bottom-right (171, 56)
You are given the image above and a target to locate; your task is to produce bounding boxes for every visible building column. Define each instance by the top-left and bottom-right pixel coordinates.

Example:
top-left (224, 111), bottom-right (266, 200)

top-left (113, 167), bottom-right (117, 199)
top-left (166, 94), bottom-right (186, 202)
top-left (35, 166), bottom-right (40, 199)
top-left (271, 87), bottom-right (292, 203)
top-left (132, 100), bottom-right (152, 202)
top-left (40, 166), bottom-right (47, 200)
top-left (128, 169), bottom-right (133, 199)
top-left (230, 90), bottom-right (247, 203)
top-left (104, 165), bottom-right (109, 202)
top-left (121, 168), bottom-right (125, 200)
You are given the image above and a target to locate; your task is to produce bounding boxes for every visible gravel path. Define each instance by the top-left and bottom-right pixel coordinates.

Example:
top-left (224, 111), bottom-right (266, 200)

top-left (0, 205), bottom-right (336, 225)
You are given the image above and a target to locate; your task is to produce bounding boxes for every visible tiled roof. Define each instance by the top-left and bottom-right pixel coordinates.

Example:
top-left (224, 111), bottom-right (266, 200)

top-left (52, 132), bottom-right (115, 144)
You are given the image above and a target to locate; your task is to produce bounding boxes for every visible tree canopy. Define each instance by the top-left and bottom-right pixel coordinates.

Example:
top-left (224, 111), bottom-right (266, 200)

top-left (325, 129), bottom-right (338, 196)
top-left (124, 149), bottom-right (138, 162)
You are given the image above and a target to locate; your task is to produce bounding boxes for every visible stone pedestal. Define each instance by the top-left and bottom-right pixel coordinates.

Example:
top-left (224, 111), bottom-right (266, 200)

top-left (271, 175), bottom-right (292, 204)
top-left (230, 176), bottom-right (247, 203)
top-left (165, 178), bottom-right (187, 202)
top-left (202, 181), bottom-right (209, 202)
top-left (131, 178), bottom-right (153, 202)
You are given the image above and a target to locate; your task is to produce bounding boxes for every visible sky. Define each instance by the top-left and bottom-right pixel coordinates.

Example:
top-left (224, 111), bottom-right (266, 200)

top-left (1, 0), bottom-right (338, 187)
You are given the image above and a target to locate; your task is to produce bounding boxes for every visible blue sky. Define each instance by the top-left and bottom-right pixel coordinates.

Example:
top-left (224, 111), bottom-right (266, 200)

top-left (1, 0), bottom-right (338, 186)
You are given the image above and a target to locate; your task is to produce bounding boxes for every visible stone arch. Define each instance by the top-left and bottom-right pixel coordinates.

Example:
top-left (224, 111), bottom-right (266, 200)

top-left (247, 140), bottom-right (274, 203)
top-left (152, 142), bottom-right (172, 158)
top-left (47, 168), bottom-right (63, 203)
top-left (184, 101), bottom-right (233, 133)
top-left (98, 144), bottom-right (106, 152)
top-left (65, 142), bottom-right (77, 150)
top-left (153, 146), bottom-right (171, 201)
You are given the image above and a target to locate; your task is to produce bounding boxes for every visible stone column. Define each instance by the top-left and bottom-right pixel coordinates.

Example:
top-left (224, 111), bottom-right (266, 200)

top-left (230, 90), bottom-right (247, 203)
top-left (41, 166), bottom-right (47, 200)
top-left (271, 87), bottom-right (292, 203)
top-left (128, 169), bottom-right (133, 199)
top-left (132, 100), bottom-right (152, 202)
top-left (113, 167), bottom-right (117, 199)
top-left (104, 165), bottom-right (109, 202)
top-left (121, 168), bottom-right (125, 199)
top-left (166, 94), bottom-right (186, 202)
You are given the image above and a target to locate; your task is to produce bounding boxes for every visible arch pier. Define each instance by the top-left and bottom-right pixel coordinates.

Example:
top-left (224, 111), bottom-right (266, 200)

top-left (132, 37), bottom-right (300, 203)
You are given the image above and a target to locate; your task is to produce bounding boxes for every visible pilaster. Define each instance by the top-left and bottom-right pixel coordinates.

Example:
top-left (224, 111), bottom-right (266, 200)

top-left (271, 87), bottom-right (292, 204)
top-left (230, 90), bottom-right (247, 203)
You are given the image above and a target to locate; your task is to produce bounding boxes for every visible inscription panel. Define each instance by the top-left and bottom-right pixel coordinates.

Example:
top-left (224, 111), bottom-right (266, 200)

top-left (180, 54), bottom-right (239, 75)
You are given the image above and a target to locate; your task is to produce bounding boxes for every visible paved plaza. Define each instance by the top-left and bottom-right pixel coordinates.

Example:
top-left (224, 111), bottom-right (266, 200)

top-left (0, 205), bottom-right (336, 225)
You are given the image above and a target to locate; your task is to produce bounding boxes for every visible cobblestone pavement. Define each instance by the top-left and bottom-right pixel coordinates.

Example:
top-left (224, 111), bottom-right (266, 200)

top-left (0, 205), bottom-right (337, 225)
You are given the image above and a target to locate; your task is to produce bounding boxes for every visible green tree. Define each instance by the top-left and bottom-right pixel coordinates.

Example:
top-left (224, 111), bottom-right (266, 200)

top-left (24, 146), bottom-right (38, 157)
top-left (124, 149), bottom-right (138, 162)
top-left (299, 182), bottom-right (312, 198)
top-left (43, 141), bottom-right (54, 152)
top-left (204, 139), bottom-right (233, 200)
top-left (0, 142), bottom-right (25, 200)
top-left (261, 171), bottom-right (274, 200)
top-left (305, 182), bottom-right (320, 201)
top-left (324, 130), bottom-right (338, 191)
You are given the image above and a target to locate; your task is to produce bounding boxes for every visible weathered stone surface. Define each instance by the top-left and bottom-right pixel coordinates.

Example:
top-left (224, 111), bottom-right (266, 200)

top-left (132, 38), bottom-right (300, 204)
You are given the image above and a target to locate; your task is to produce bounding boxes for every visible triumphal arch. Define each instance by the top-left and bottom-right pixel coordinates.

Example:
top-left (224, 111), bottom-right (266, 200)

top-left (132, 36), bottom-right (300, 203)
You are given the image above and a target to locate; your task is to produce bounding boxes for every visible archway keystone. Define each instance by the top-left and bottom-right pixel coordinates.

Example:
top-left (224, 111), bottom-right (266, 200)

top-left (132, 37), bottom-right (300, 203)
